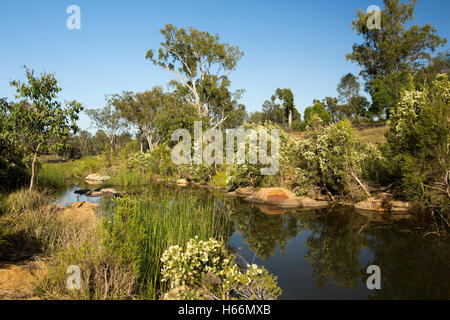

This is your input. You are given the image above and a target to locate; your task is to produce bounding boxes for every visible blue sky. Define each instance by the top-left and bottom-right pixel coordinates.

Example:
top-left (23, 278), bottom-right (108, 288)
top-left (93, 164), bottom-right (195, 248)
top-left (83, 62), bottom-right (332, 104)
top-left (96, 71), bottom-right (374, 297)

top-left (1, 0), bottom-right (449, 131)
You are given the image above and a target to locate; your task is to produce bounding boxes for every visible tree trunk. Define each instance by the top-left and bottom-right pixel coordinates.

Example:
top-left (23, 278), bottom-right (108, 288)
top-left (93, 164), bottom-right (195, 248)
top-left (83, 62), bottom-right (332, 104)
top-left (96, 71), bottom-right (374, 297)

top-left (145, 134), bottom-right (153, 151)
top-left (288, 109), bottom-right (292, 134)
top-left (138, 127), bottom-right (144, 152)
top-left (29, 143), bottom-right (42, 191)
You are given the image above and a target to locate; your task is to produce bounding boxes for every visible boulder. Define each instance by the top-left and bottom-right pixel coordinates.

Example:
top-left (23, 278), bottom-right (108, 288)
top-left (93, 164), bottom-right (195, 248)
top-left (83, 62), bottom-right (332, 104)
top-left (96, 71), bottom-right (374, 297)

top-left (245, 187), bottom-right (294, 203)
top-left (390, 200), bottom-right (410, 212)
top-left (245, 188), bottom-right (302, 210)
top-left (354, 197), bottom-right (410, 212)
top-left (85, 173), bottom-right (110, 182)
top-left (74, 188), bottom-right (122, 198)
top-left (278, 199), bottom-right (302, 209)
top-left (176, 178), bottom-right (188, 186)
top-left (0, 261), bottom-right (47, 300)
top-left (85, 180), bottom-right (103, 185)
top-left (97, 188), bottom-right (120, 196)
top-left (297, 196), bottom-right (329, 208)
top-left (354, 197), bottom-right (385, 211)
top-left (235, 187), bottom-right (255, 197)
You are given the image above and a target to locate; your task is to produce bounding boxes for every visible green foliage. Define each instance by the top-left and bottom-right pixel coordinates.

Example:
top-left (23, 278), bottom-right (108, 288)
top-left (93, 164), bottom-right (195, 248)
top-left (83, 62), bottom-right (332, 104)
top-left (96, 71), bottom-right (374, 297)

top-left (347, 0), bottom-right (447, 116)
top-left (186, 163), bottom-right (216, 184)
top-left (39, 161), bottom-right (79, 191)
top-left (103, 192), bottom-right (224, 298)
top-left (226, 122), bottom-right (296, 189)
top-left (336, 73), bottom-right (370, 122)
top-left (293, 119), bottom-right (382, 198)
top-left (85, 105), bottom-right (127, 152)
top-left (385, 74), bottom-right (449, 210)
top-left (258, 89), bottom-right (300, 129)
top-left (5, 67), bottom-right (82, 190)
top-left (211, 171), bottom-right (228, 187)
top-left (146, 24), bottom-right (245, 127)
top-left (160, 237), bottom-right (282, 300)
top-left (304, 102), bottom-right (332, 124)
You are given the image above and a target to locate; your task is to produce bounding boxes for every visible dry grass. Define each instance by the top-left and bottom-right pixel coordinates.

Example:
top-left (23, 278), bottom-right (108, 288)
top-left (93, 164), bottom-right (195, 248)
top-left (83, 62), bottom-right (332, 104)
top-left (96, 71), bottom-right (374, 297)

top-left (354, 126), bottom-right (387, 144)
top-left (0, 189), bottom-right (137, 300)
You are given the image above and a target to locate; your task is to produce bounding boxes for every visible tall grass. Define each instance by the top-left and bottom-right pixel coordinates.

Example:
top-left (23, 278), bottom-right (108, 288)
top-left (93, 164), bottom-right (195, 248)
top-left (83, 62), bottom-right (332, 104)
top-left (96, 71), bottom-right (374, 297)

top-left (38, 162), bottom-right (78, 191)
top-left (111, 169), bottom-right (148, 187)
top-left (104, 189), bottom-right (227, 299)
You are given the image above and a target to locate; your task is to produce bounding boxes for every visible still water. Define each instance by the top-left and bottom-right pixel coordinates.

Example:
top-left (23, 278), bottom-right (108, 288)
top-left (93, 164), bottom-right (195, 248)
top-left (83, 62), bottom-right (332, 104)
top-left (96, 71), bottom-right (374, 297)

top-left (55, 182), bottom-right (450, 300)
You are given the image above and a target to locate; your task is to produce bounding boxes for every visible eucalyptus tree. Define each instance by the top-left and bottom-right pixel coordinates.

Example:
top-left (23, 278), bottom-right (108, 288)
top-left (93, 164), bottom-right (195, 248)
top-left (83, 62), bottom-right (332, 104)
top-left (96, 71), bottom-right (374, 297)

top-left (6, 68), bottom-right (82, 190)
top-left (322, 96), bottom-right (342, 123)
top-left (146, 24), bottom-right (244, 128)
top-left (273, 88), bottom-right (296, 131)
top-left (109, 87), bottom-right (164, 151)
top-left (336, 73), bottom-right (369, 123)
top-left (347, 0), bottom-right (446, 116)
top-left (85, 104), bottom-right (126, 152)
top-left (304, 101), bottom-right (332, 125)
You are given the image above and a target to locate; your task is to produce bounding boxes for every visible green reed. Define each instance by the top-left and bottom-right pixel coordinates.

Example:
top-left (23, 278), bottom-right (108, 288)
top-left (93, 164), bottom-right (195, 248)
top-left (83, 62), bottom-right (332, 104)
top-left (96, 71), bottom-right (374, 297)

top-left (38, 161), bottom-right (79, 191)
top-left (103, 186), bottom-right (228, 299)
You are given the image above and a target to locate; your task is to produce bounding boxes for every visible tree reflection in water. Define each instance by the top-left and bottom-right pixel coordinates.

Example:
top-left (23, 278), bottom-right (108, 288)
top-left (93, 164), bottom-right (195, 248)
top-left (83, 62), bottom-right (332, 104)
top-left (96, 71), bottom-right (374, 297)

top-left (225, 199), bottom-right (450, 299)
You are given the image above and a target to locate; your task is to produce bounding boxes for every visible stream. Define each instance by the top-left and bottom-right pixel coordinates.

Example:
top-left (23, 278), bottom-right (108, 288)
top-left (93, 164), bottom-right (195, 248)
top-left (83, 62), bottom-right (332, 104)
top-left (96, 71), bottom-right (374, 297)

top-left (54, 181), bottom-right (450, 299)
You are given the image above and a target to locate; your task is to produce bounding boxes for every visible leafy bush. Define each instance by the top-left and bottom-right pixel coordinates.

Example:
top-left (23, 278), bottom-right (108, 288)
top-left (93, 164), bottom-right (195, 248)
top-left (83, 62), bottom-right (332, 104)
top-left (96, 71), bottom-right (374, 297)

top-left (226, 122), bottom-right (296, 189)
top-left (161, 237), bottom-right (282, 300)
top-left (385, 73), bottom-right (449, 210)
top-left (292, 119), bottom-right (382, 199)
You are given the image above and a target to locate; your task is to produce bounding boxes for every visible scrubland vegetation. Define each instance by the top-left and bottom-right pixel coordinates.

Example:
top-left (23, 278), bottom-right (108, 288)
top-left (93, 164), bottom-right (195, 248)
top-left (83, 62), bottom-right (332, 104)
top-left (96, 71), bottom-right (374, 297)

top-left (0, 0), bottom-right (448, 300)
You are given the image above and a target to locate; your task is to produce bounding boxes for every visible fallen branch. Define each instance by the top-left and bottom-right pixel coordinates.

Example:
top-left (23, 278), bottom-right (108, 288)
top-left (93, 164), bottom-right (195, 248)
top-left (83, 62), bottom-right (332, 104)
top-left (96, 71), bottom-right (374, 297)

top-left (349, 168), bottom-right (371, 198)
top-left (424, 184), bottom-right (450, 198)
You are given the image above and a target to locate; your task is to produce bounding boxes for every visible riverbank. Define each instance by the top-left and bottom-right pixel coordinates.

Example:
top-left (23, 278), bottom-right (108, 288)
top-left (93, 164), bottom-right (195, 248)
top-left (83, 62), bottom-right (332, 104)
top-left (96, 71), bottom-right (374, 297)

top-left (0, 179), bottom-right (283, 300)
top-left (2, 170), bottom-right (450, 299)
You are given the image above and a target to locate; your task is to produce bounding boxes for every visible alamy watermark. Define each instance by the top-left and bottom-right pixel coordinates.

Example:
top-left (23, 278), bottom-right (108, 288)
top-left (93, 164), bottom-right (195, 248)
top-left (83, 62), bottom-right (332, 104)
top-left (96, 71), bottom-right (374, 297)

top-left (366, 265), bottom-right (381, 290)
top-left (66, 265), bottom-right (81, 290)
top-left (366, 5), bottom-right (381, 30)
top-left (171, 121), bottom-right (280, 175)
top-left (66, 5), bottom-right (81, 30)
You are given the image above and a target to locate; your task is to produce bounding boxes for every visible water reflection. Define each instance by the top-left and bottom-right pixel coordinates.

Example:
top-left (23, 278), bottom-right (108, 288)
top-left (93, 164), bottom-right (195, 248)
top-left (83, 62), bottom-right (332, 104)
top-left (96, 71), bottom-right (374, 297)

top-left (54, 183), bottom-right (450, 299)
top-left (226, 200), bottom-right (450, 299)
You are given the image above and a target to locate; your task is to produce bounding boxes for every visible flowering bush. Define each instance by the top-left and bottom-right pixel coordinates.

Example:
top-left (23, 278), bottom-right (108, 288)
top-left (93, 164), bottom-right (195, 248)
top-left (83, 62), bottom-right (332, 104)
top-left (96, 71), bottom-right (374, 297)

top-left (292, 119), bottom-right (382, 198)
top-left (385, 74), bottom-right (449, 209)
top-left (226, 122), bottom-right (296, 189)
top-left (125, 151), bottom-right (152, 173)
top-left (124, 144), bottom-right (176, 177)
top-left (161, 237), bottom-right (282, 300)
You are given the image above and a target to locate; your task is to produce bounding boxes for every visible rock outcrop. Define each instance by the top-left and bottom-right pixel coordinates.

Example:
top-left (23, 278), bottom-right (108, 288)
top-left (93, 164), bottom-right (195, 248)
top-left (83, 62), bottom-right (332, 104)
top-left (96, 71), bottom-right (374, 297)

top-left (234, 187), bottom-right (255, 197)
top-left (74, 188), bottom-right (122, 198)
top-left (241, 187), bottom-right (331, 210)
top-left (354, 196), bottom-right (410, 212)
top-left (0, 261), bottom-right (46, 300)
top-left (84, 173), bottom-right (110, 182)
top-left (297, 196), bottom-right (329, 208)
top-left (176, 179), bottom-right (188, 186)
top-left (244, 187), bottom-right (305, 209)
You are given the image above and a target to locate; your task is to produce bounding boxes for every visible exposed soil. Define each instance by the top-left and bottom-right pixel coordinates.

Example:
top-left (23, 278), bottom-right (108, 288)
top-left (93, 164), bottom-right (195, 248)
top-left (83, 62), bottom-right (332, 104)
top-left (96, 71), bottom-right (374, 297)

top-left (0, 260), bottom-right (46, 300)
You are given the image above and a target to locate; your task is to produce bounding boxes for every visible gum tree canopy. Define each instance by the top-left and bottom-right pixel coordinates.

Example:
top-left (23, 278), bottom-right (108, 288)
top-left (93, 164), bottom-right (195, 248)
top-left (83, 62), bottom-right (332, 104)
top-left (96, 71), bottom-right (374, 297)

top-left (6, 67), bottom-right (82, 190)
top-left (346, 0), bottom-right (446, 116)
top-left (146, 24), bottom-right (244, 128)
top-left (108, 87), bottom-right (165, 151)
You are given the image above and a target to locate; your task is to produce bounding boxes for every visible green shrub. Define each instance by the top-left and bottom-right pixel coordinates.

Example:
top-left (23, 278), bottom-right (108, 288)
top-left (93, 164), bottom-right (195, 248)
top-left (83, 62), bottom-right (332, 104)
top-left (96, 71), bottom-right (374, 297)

top-left (226, 122), bottom-right (296, 189)
top-left (102, 193), bottom-right (224, 299)
top-left (292, 119), bottom-right (382, 198)
top-left (160, 237), bottom-right (282, 300)
top-left (211, 171), bottom-right (228, 187)
top-left (385, 73), bottom-right (449, 211)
